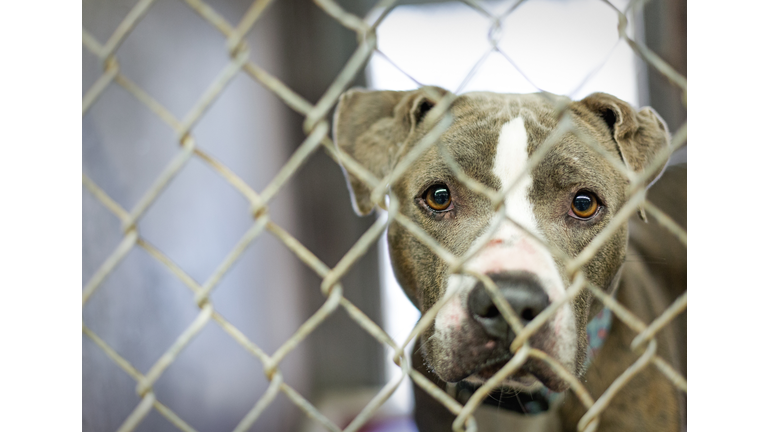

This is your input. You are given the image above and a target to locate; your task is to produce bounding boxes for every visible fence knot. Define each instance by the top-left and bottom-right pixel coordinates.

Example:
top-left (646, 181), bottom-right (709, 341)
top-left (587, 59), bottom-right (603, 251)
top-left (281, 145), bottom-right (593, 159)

top-left (251, 201), bottom-right (269, 220)
top-left (178, 132), bottom-right (194, 148)
top-left (136, 378), bottom-right (153, 398)
top-left (617, 11), bottom-right (628, 40)
top-left (263, 358), bottom-right (278, 381)
top-left (103, 55), bottom-right (119, 73)
top-left (487, 17), bottom-right (502, 49)
top-left (227, 40), bottom-right (250, 62)
top-left (195, 294), bottom-right (209, 309)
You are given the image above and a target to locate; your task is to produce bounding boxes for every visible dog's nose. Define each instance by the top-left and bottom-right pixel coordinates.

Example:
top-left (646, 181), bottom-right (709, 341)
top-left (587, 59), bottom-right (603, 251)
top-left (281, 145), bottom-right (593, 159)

top-left (468, 272), bottom-right (550, 343)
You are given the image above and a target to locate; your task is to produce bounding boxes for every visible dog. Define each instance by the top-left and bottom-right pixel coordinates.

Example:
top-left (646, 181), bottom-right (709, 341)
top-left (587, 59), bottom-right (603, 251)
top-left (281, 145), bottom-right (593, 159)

top-left (333, 87), bottom-right (685, 431)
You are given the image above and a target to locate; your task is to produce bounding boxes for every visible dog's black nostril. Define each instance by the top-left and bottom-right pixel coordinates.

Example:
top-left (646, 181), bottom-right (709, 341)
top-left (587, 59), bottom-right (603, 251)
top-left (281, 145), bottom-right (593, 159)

top-left (480, 304), bottom-right (499, 319)
top-left (469, 289), bottom-right (500, 319)
top-left (467, 273), bottom-right (550, 343)
top-left (521, 307), bottom-right (535, 322)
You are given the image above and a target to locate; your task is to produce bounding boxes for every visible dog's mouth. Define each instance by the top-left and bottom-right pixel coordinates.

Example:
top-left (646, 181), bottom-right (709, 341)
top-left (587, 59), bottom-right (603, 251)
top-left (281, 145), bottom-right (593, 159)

top-left (465, 349), bottom-right (570, 393)
top-left (425, 297), bottom-right (577, 393)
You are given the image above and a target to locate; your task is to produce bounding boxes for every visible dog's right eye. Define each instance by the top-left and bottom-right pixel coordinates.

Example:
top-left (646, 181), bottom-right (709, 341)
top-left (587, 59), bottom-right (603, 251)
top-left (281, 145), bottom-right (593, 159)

top-left (424, 184), bottom-right (452, 211)
top-left (570, 191), bottom-right (600, 219)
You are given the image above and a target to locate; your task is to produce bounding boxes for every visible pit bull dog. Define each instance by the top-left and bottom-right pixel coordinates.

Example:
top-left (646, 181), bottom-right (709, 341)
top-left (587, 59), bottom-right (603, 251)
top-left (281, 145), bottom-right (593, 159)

top-left (333, 87), bottom-right (686, 431)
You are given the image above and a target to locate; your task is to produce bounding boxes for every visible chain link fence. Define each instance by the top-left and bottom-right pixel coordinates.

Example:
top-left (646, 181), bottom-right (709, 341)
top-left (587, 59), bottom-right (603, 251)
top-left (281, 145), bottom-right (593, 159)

top-left (82, 0), bottom-right (686, 431)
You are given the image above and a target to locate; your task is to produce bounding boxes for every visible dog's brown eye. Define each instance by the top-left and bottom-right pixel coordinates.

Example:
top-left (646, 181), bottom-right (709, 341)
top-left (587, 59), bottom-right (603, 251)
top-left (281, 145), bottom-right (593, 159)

top-left (571, 191), bottom-right (599, 219)
top-left (425, 185), bottom-right (452, 211)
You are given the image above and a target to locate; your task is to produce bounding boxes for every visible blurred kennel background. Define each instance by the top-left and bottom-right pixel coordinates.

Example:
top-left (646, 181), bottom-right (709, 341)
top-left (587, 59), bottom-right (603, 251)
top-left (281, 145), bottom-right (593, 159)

top-left (82, 1), bottom-right (686, 431)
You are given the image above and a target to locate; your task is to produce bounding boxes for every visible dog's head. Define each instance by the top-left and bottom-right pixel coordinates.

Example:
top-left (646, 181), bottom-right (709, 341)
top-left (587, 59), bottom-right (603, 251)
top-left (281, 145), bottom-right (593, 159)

top-left (333, 87), bottom-right (669, 392)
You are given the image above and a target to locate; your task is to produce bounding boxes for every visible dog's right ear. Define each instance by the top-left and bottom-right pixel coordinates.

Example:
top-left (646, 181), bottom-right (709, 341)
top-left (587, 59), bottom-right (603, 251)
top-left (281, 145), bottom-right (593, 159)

top-left (333, 87), bottom-right (448, 215)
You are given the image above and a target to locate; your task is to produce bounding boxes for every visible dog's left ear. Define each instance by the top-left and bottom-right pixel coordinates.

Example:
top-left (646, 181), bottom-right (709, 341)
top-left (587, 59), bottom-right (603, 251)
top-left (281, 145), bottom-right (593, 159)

top-left (576, 92), bottom-right (670, 189)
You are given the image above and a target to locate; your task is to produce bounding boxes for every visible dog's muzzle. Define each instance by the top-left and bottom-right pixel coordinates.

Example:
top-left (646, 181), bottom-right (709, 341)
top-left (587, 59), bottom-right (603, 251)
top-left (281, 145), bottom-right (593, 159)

top-left (468, 272), bottom-right (550, 347)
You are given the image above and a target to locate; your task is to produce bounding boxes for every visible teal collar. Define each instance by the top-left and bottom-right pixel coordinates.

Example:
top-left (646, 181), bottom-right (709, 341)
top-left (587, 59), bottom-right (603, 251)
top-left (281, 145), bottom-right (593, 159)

top-left (584, 307), bottom-right (613, 367)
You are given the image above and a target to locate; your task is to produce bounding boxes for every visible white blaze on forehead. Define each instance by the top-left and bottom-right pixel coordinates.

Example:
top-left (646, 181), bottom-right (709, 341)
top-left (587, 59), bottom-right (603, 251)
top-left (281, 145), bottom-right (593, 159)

top-left (494, 117), bottom-right (540, 237)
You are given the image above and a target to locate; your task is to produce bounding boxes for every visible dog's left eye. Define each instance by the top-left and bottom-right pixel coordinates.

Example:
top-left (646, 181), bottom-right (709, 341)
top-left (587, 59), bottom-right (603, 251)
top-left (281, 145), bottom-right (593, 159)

top-left (570, 191), bottom-right (600, 219)
top-left (424, 184), bottom-right (452, 211)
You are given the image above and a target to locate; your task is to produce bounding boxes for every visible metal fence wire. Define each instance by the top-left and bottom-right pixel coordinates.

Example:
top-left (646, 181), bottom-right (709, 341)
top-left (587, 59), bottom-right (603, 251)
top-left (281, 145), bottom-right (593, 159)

top-left (82, 1), bottom-right (687, 431)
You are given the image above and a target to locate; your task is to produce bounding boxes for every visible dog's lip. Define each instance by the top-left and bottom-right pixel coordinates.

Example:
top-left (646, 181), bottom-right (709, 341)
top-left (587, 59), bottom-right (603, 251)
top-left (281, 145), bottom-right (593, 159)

top-left (475, 353), bottom-right (511, 374)
top-left (468, 351), bottom-right (512, 380)
top-left (468, 352), bottom-right (569, 392)
top-left (524, 357), bottom-right (570, 392)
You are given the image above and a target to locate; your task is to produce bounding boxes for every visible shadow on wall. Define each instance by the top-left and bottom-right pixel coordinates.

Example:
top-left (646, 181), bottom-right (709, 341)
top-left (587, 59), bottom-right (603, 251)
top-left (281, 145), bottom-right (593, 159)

top-left (82, 0), bottom-right (381, 431)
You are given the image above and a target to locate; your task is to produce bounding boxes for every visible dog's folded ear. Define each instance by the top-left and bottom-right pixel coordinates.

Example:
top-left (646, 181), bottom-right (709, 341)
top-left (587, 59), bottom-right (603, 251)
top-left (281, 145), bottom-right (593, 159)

top-left (575, 92), bottom-right (671, 189)
top-left (333, 86), bottom-right (449, 215)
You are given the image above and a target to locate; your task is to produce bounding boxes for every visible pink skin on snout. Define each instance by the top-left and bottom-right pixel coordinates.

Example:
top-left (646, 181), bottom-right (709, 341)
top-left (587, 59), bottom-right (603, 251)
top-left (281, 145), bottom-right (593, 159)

top-left (468, 237), bottom-right (567, 338)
